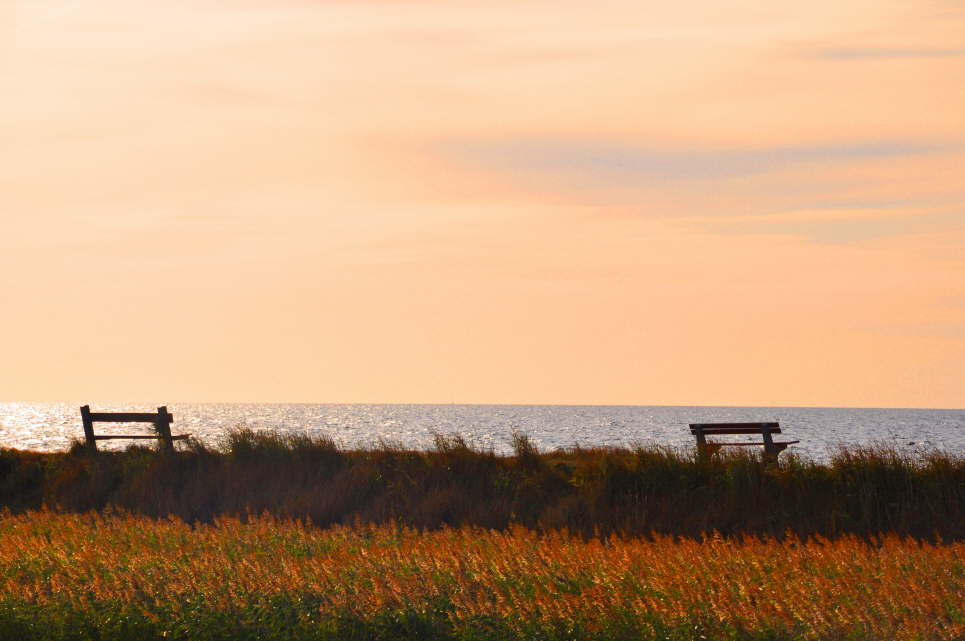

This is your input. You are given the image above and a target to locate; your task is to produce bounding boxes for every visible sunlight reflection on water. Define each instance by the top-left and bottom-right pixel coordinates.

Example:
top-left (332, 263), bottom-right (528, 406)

top-left (0, 402), bottom-right (962, 461)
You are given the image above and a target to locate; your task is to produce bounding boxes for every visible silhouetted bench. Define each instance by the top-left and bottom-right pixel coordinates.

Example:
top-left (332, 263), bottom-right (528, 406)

top-left (689, 422), bottom-right (798, 459)
top-left (80, 405), bottom-right (190, 453)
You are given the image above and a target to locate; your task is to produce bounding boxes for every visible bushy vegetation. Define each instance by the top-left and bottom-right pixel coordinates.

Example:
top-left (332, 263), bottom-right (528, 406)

top-left (0, 510), bottom-right (961, 641)
top-left (0, 430), bottom-right (961, 540)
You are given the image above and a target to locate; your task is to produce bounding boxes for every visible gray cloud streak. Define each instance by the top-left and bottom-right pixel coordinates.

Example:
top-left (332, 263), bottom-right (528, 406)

top-left (461, 139), bottom-right (953, 181)
top-left (816, 47), bottom-right (965, 59)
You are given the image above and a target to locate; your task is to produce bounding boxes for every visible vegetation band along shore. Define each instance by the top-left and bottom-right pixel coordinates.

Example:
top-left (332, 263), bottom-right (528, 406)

top-left (0, 510), bottom-right (962, 641)
top-left (1, 430), bottom-right (962, 540)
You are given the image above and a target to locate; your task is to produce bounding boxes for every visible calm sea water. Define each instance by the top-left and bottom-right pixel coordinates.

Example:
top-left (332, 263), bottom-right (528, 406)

top-left (1, 403), bottom-right (963, 461)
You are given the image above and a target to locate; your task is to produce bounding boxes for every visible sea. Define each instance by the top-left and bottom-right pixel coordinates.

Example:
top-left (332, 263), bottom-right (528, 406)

top-left (1, 403), bottom-right (963, 462)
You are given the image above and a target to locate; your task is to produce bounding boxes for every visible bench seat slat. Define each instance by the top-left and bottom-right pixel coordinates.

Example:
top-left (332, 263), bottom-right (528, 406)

top-left (93, 434), bottom-right (191, 440)
top-left (89, 413), bottom-right (173, 423)
top-left (690, 426), bottom-right (782, 435)
top-left (691, 423), bottom-right (779, 427)
top-left (708, 440), bottom-right (799, 447)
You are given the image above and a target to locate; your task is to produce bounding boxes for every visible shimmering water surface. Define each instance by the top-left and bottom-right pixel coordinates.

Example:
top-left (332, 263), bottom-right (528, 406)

top-left (1, 403), bottom-right (963, 460)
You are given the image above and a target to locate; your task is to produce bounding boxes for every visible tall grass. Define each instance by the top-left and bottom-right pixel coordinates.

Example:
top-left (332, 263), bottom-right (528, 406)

top-left (0, 510), bottom-right (961, 640)
top-left (0, 430), bottom-right (961, 539)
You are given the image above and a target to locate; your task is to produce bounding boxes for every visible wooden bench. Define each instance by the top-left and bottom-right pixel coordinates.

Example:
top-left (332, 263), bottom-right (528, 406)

top-left (689, 422), bottom-right (798, 459)
top-left (80, 405), bottom-right (190, 453)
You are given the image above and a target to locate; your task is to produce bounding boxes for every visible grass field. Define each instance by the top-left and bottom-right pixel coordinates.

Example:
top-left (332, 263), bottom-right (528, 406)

top-left (1, 435), bottom-right (962, 640)
top-left (0, 510), bottom-right (961, 641)
top-left (0, 430), bottom-right (962, 540)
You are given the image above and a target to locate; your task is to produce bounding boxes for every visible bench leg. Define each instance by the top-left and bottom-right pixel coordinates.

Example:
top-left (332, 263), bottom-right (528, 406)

top-left (762, 442), bottom-right (788, 462)
top-left (761, 427), bottom-right (788, 462)
top-left (698, 442), bottom-right (723, 459)
top-left (155, 407), bottom-right (174, 454)
top-left (80, 405), bottom-right (97, 454)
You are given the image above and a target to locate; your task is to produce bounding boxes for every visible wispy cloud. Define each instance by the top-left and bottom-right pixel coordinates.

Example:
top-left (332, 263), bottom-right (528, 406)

top-left (815, 47), bottom-right (965, 60)
top-left (703, 208), bottom-right (964, 244)
top-left (458, 139), bottom-right (952, 182)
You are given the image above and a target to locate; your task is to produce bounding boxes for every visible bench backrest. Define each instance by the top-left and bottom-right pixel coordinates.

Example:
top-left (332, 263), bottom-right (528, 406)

top-left (690, 422), bottom-right (781, 435)
top-left (80, 405), bottom-right (175, 453)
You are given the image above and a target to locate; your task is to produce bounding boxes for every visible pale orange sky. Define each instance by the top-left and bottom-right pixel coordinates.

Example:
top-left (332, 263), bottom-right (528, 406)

top-left (2, 0), bottom-right (964, 407)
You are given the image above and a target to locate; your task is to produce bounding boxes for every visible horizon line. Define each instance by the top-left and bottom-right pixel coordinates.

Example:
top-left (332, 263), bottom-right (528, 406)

top-left (4, 400), bottom-right (963, 412)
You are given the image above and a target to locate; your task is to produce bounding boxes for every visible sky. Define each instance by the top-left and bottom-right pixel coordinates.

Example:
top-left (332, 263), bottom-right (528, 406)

top-left (2, 0), bottom-right (964, 407)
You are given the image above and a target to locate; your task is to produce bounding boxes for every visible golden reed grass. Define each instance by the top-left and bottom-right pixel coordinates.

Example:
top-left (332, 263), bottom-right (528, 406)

top-left (0, 509), bottom-right (961, 640)
top-left (2, 432), bottom-right (962, 541)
